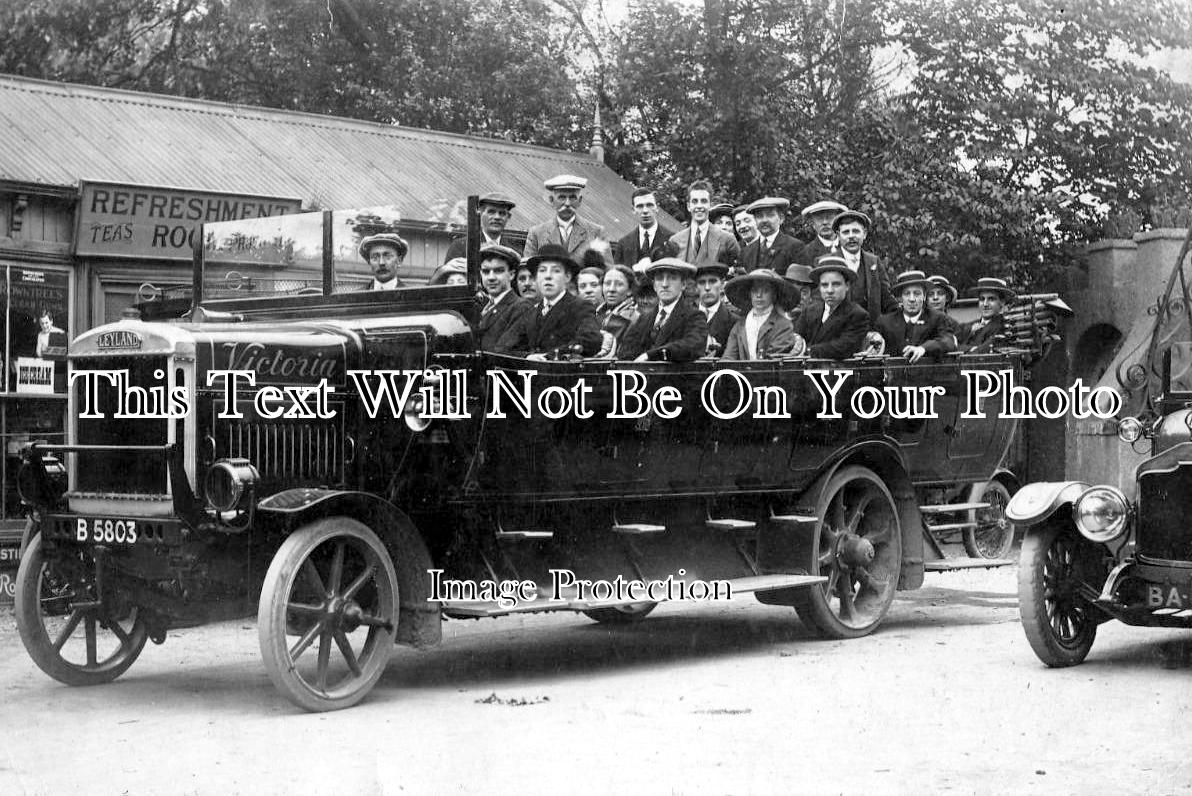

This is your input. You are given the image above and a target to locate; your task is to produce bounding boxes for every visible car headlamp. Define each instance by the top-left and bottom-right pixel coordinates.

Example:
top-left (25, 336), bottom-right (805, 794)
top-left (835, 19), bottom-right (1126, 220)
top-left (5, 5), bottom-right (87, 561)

top-left (1072, 486), bottom-right (1129, 543)
top-left (1116, 416), bottom-right (1145, 443)
top-left (204, 458), bottom-right (259, 512)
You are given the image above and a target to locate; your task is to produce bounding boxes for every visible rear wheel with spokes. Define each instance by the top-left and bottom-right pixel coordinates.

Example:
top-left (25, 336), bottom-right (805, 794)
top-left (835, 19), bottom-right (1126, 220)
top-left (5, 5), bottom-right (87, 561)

top-left (793, 466), bottom-right (902, 639)
top-left (258, 517), bottom-right (399, 712)
top-left (15, 533), bottom-right (148, 686)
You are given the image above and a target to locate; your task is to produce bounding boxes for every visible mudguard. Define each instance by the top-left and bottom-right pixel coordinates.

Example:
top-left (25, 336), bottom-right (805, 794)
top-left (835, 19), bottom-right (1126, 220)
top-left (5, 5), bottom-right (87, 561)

top-left (259, 488), bottom-right (441, 648)
top-left (1005, 481), bottom-right (1088, 525)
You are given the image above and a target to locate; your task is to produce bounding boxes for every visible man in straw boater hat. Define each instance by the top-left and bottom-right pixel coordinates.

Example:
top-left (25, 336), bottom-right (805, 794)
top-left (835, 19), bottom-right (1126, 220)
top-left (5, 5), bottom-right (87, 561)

top-left (444, 191), bottom-right (521, 262)
top-left (694, 262), bottom-right (740, 356)
top-left (960, 276), bottom-right (1016, 353)
top-left (739, 196), bottom-right (804, 274)
top-left (495, 243), bottom-right (601, 359)
top-left (874, 270), bottom-right (957, 363)
top-left (721, 268), bottom-right (798, 360)
top-left (523, 174), bottom-right (605, 261)
top-left (832, 209), bottom-right (897, 323)
top-left (618, 257), bottom-right (709, 362)
top-left (792, 254), bottom-right (870, 359)
top-left (358, 232), bottom-right (409, 291)
top-left (476, 243), bottom-right (534, 352)
top-left (796, 199), bottom-right (849, 267)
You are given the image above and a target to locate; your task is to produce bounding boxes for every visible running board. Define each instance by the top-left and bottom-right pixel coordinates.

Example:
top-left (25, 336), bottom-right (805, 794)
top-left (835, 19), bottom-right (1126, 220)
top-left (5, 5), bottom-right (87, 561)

top-left (441, 573), bottom-right (827, 618)
top-left (919, 502), bottom-right (990, 514)
top-left (924, 557), bottom-right (1015, 571)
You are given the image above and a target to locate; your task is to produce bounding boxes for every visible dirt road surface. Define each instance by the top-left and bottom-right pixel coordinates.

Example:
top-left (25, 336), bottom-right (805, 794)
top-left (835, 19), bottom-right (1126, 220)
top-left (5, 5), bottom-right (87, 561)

top-left (2, 565), bottom-right (1191, 795)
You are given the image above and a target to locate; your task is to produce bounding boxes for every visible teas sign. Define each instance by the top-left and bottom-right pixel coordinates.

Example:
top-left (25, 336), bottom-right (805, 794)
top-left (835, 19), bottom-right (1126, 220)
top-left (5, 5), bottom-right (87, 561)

top-left (76, 181), bottom-right (303, 260)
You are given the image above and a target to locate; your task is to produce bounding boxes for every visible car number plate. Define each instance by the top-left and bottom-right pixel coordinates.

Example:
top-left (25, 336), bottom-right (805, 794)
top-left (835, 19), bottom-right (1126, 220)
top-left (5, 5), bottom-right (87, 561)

top-left (73, 517), bottom-right (139, 546)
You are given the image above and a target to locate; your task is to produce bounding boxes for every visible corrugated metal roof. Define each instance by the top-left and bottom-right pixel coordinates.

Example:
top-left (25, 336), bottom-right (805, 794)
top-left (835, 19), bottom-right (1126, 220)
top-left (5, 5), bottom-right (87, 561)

top-left (0, 74), bottom-right (674, 233)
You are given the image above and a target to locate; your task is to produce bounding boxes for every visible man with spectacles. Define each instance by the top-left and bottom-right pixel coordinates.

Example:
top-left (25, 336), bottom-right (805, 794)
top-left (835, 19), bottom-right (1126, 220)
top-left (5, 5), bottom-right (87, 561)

top-left (358, 233), bottom-right (408, 291)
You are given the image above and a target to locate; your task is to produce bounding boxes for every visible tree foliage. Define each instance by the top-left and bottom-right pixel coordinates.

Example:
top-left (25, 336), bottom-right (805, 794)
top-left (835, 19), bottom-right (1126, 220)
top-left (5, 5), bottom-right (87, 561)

top-left (1, 0), bottom-right (1190, 290)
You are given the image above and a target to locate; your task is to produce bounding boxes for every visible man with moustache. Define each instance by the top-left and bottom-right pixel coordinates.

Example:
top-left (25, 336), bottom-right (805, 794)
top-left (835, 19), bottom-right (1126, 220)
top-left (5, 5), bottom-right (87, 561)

top-left (739, 196), bottom-right (804, 273)
top-left (443, 192), bottom-right (521, 262)
top-left (618, 258), bottom-right (709, 363)
top-left (476, 243), bottom-right (534, 352)
top-left (358, 233), bottom-right (408, 291)
top-left (874, 270), bottom-right (956, 363)
top-left (832, 210), bottom-right (896, 324)
top-left (496, 244), bottom-right (601, 359)
top-left (523, 174), bottom-right (605, 261)
top-left (616, 187), bottom-right (672, 268)
top-left (667, 180), bottom-right (740, 270)
top-left (792, 255), bottom-right (870, 359)
top-left (796, 199), bottom-right (848, 266)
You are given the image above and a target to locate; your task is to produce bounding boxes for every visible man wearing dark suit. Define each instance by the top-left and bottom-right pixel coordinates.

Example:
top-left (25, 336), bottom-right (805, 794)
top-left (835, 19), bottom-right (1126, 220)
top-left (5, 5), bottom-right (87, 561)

top-left (667, 180), bottom-right (740, 271)
top-left (795, 199), bottom-right (849, 267)
top-left (739, 197), bottom-right (804, 274)
top-left (523, 174), bottom-right (605, 261)
top-left (495, 244), bottom-right (601, 358)
top-left (960, 277), bottom-right (1015, 352)
top-left (833, 210), bottom-right (896, 324)
top-left (874, 270), bottom-right (957, 362)
top-left (443, 192), bottom-right (522, 262)
top-left (615, 187), bottom-right (673, 268)
top-left (476, 243), bottom-right (533, 351)
top-left (793, 256), bottom-right (870, 359)
top-left (694, 263), bottom-right (740, 355)
top-left (618, 258), bottom-right (709, 362)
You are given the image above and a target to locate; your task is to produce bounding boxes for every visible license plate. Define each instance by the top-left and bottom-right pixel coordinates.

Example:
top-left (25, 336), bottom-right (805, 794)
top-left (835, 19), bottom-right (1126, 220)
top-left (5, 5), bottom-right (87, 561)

top-left (1147, 583), bottom-right (1192, 609)
top-left (73, 517), bottom-right (140, 546)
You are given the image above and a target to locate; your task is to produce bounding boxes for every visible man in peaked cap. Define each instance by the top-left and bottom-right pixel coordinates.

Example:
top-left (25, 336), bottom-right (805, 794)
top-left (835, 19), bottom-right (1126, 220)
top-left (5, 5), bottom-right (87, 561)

top-left (796, 199), bottom-right (849, 267)
top-left (874, 270), bottom-right (957, 363)
top-left (477, 243), bottom-right (534, 352)
top-left (444, 192), bottom-right (521, 262)
top-left (495, 243), bottom-right (601, 359)
top-left (523, 174), bottom-right (606, 261)
top-left (792, 255), bottom-right (870, 360)
top-left (960, 276), bottom-right (1016, 353)
top-left (617, 258), bottom-right (709, 362)
top-left (739, 196), bottom-right (804, 274)
top-left (833, 209), bottom-right (897, 324)
top-left (694, 262), bottom-right (740, 356)
top-left (359, 232), bottom-right (409, 290)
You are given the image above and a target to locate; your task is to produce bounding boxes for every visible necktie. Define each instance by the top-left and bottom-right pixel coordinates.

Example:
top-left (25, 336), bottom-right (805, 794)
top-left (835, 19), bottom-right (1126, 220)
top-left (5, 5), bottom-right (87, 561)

top-left (482, 298), bottom-right (496, 317)
top-left (642, 231), bottom-right (652, 255)
top-left (654, 307), bottom-right (668, 331)
top-left (694, 229), bottom-right (703, 256)
top-left (541, 301), bottom-right (550, 317)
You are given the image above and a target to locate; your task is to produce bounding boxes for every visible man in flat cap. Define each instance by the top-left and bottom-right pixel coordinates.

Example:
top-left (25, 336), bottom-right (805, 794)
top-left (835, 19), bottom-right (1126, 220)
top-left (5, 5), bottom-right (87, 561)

top-left (359, 233), bottom-right (408, 290)
top-left (495, 243), bottom-right (601, 359)
top-left (618, 258), bottom-right (709, 362)
top-left (616, 187), bottom-right (673, 268)
top-left (667, 180), bottom-right (740, 271)
top-left (477, 243), bottom-right (534, 352)
top-left (833, 210), bottom-right (897, 324)
top-left (792, 255), bottom-right (870, 359)
top-left (523, 174), bottom-right (606, 261)
top-left (444, 192), bottom-right (521, 262)
top-left (796, 199), bottom-right (849, 267)
top-left (739, 197), bottom-right (804, 274)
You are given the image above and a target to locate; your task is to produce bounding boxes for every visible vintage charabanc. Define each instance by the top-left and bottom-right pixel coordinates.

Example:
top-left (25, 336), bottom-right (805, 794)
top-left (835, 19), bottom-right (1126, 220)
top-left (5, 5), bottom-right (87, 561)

top-left (1011, 227), bottom-right (1192, 667)
top-left (15, 203), bottom-right (1050, 711)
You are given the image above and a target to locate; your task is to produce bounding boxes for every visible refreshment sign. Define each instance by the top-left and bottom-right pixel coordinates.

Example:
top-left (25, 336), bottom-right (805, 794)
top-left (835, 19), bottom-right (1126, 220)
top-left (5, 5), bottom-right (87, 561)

top-left (76, 181), bottom-right (303, 260)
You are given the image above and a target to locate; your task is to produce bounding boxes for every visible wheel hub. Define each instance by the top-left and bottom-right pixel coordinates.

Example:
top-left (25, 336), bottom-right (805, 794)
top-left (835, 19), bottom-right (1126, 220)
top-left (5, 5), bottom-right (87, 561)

top-left (837, 534), bottom-right (875, 568)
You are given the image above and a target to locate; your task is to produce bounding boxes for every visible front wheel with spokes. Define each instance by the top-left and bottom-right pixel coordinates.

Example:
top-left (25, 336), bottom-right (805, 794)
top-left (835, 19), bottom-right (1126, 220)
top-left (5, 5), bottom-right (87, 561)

top-left (15, 533), bottom-right (148, 686)
top-left (258, 517), bottom-right (399, 712)
top-left (1017, 522), bottom-right (1101, 667)
top-left (793, 466), bottom-right (902, 639)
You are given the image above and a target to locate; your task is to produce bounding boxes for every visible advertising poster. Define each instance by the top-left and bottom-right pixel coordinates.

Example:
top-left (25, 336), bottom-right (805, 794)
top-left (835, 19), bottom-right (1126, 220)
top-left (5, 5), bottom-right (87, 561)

top-left (9, 268), bottom-right (69, 394)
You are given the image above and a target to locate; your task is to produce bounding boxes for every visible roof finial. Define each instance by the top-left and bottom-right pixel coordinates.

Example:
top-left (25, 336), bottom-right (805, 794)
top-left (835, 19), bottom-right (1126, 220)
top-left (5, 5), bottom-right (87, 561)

top-left (590, 104), bottom-right (605, 163)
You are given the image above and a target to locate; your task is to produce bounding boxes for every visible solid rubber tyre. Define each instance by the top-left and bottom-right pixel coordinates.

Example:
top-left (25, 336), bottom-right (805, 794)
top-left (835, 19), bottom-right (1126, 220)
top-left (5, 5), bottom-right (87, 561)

top-left (258, 517), bottom-right (399, 712)
top-left (793, 466), bottom-right (902, 639)
top-left (15, 533), bottom-right (148, 686)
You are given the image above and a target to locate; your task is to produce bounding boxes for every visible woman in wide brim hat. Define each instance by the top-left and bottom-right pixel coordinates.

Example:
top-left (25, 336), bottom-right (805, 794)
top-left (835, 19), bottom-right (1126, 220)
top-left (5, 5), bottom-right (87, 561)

top-left (428, 257), bottom-right (468, 286)
top-left (725, 268), bottom-right (799, 312)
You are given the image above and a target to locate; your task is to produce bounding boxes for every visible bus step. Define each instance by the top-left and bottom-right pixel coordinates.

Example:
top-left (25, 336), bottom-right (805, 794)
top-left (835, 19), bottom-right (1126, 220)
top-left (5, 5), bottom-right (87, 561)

top-left (495, 529), bottom-right (554, 541)
top-left (612, 523), bottom-right (666, 535)
top-left (919, 502), bottom-right (990, 514)
top-left (924, 557), bottom-right (1015, 571)
top-left (729, 574), bottom-right (827, 592)
top-left (706, 518), bottom-right (757, 532)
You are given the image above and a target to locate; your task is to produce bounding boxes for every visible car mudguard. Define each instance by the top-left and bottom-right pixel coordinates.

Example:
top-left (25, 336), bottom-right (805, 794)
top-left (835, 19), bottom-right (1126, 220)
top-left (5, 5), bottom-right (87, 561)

top-left (1005, 481), bottom-right (1089, 526)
